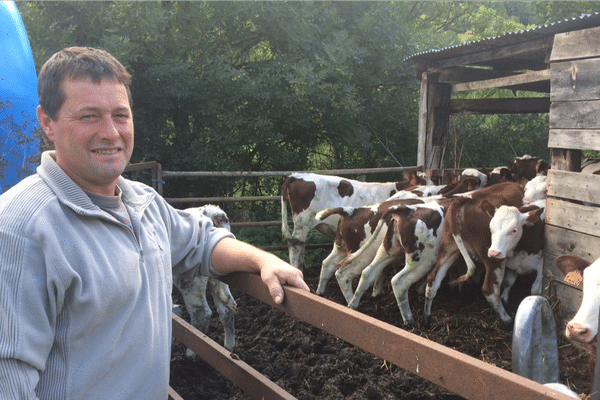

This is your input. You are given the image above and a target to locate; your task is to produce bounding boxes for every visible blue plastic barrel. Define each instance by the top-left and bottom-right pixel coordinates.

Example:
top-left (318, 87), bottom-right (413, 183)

top-left (0, 1), bottom-right (39, 193)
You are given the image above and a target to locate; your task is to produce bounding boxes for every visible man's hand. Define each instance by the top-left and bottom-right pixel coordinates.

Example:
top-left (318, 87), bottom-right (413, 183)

top-left (212, 237), bottom-right (310, 303)
top-left (259, 260), bottom-right (310, 304)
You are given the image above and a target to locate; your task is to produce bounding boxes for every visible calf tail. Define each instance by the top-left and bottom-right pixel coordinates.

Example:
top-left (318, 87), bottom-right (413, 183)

top-left (446, 197), bottom-right (479, 285)
top-left (315, 207), bottom-right (349, 222)
top-left (338, 210), bottom-right (391, 269)
top-left (449, 233), bottom-right (478, 285)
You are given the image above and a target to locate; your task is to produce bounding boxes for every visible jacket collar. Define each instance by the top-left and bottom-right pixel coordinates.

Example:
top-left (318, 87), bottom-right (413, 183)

top-left (37, 151), bottom-right (154, 217)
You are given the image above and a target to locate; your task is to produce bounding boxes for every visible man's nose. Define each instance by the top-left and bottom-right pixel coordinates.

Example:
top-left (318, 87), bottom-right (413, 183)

top-left (97, 116), bottom-right (121, 139)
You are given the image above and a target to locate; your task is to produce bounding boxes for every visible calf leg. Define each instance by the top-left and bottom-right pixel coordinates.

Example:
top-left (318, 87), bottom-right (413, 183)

top-left (335, 238), bottom-right (383, 304)
top-left (288, 219), bottom-right (314, 270)
top-left (174, 275), bottom-right (212, 358)
top-left (481, 259), bottom-right (512, 330)
top-left (424, 243), bottom-right (460, 328)
top-left (500, 269), bottom-right (518, 306)
top-left (316, 244), bottom-right (347, 295)
top-left (347, 245), bottom-right (401, 310)
top-left (208, 278), bottom-right (237, 352)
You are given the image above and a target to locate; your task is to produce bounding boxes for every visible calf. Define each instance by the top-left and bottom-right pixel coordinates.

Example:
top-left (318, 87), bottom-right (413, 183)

top-left (281, 171), bottom-right (430, 269)
top-left (523, 174), bottom-right (547, 204)
top-left (557, 254), bottom-right (599, 352)
top-left (339, 200), bottom-right (450, 327)
top-left (314, 198), bottom-right (425, 295)
top-left (556, 254), bottom-right (600, 393)
top-left (488, 202), bottom-right (546, 305)
top-left (509, 155), bottom-right (548, 185)
top-left (173, 205), bottom-right (237, 355)
top-left (424, 182), bottom-right (525, 329)
top-left (487, 166), bottom-right (513, 186)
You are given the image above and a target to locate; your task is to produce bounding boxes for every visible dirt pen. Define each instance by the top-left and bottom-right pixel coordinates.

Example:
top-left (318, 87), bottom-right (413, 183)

top-left (123, 162), bottom-right (579, 400)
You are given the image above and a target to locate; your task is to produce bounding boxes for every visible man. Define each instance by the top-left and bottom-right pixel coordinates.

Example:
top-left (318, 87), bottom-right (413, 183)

top-left (0, 47), bottom-right (309, 399)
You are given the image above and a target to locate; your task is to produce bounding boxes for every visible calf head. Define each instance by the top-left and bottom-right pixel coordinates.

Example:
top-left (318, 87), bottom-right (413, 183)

top-left (197, 204), bottom-right (231, 230)
top-left (557, 254), bottom-right (599, 353)
top-left (523, 175), bottom-right (547, 204)
top-left (487, 166), bottom-right (513, 186)
top-left (487, 204), bottom-right (545, 260)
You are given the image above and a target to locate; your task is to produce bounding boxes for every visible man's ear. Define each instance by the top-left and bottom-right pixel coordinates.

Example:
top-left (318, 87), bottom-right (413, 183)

top-left (36, 105), bottom-right (56, 142)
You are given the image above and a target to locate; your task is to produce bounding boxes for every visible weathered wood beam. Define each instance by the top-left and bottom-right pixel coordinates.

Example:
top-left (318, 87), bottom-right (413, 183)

top-left (449, 97), bottom-right (550, 115)
top-left (549, 129), bottom-right (600, 152)
top-left (452, 69), bottom-right (550, 92)
top-left (417, 72), bottom-right (428, 166)
top-left (551, 25), bottom-right (600, 62)
top-left (425, 73), bottom-right (451, 170)
top-left (431, 37), bottom-right (554, 71)
top-left (550, 100), bottom-right (600, 129)
top-left (439, 66), bottom-right (515, 83)
top-left (552, 58), bottom-right (600, 101)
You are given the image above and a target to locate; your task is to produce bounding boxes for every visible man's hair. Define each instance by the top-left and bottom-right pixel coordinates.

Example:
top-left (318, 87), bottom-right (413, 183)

top-left (37, 46), bottom-right (133, 120)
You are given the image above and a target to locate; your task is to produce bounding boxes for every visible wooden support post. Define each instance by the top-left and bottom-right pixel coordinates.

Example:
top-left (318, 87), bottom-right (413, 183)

top-left (425, 72), bottom-right (452, 170)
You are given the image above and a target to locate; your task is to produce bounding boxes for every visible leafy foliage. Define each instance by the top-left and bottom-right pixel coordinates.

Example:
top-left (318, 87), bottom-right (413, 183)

top-left (16, 1), bottom-right (600, 248)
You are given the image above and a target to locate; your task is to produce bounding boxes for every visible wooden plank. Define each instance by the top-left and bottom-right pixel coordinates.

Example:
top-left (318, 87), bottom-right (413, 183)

top-left (172, 314), bottom-right (297, 400)
top-left (452, 69), bottom-right (550, 92)
top-left (554, 279), bottom-right (583, 320)
top-left (551, 26), bottom-right (600, 62)
top-left (440, 66), bottom-right (511, 83)
top-left (425, 72), bottom-right (450, 170)
top-left (551, 58), bottom-right (600, 101)
top-left (449, 97), bottom-right (550, 115)
top-left (550, 100), bottom-right (600, 129)
top-left (221, 272), bottom-right (578, 400)
top-left (433, 36), bottom-right (553, 71)
top-left (549, 129), bottom-right (600, 151)
top-left (545, 224), bottom-right (600, 265)
top-left (545, 197), bottom-right (600, 237)
top-left (418, 72), bottom-right (428, 167)
top-left (547, 169), bottom-right (600, 206)
top-left (161, 166), bottom-right (421, 178)
top-left (168, 386), bottom-right (185, 400)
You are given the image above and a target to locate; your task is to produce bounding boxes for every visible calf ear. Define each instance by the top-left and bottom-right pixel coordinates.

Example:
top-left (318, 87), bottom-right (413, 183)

top-left (445, 172), bottom-right (458, 185)
top-left (480, 200), bottom-right (496, 218)
top-left (525, 207), bottom-right (544, 223)
top-left (555, 254), bottom-right (592, 276)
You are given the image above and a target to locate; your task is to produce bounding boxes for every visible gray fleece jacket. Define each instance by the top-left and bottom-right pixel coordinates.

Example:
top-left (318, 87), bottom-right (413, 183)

top-left (0, 151), bottom-right (233, 399)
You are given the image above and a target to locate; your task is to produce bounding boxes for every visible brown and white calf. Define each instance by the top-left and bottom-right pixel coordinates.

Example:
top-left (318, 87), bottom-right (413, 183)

top-left (423, 182), bottom-right (525, 329)
top-left (281, 171), bottom-right (430, 269)
top-left (556, 254), bottom-right (600, 392)
top-left (509, 154), bottom-right (549, 186)
top-left (314, 198), bottom-right (425, 296)
top-left (557, 254), bottom-right (600, 353)
top-left (339, 200), bottom-right (451, 327)
top-left (488, 202), bottom-right (546, 305)
top-left (173, 205), bottom-right (237, 355)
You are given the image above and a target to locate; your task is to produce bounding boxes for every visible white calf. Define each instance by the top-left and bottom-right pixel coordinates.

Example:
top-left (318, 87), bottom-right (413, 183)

top-left (173, 205), bottom-right (237, 355)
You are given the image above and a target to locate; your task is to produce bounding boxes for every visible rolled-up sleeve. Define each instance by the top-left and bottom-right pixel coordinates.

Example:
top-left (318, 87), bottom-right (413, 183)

top-left (169, 208), bottom-right (234, 278)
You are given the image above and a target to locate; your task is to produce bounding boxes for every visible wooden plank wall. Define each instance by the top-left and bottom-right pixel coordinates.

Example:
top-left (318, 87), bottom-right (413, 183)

top-left (547, 26), bottom-right (600, 318)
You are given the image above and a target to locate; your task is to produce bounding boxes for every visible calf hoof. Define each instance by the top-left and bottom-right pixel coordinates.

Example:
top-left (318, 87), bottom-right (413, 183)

top-left (500, 318), bottom-right (514, 331)
top-left (404, 319), bottom-right (415, 330)
top-left (422, 315), bottom-right (431, 329)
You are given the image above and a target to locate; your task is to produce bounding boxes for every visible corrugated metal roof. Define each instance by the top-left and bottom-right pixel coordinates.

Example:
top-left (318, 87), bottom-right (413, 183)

top-left (406, 12), bottom-right (600, 63)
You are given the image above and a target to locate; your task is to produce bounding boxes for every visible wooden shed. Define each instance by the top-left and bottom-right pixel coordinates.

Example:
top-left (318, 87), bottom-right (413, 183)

top-left (405, 13), bottom-right (600, 318)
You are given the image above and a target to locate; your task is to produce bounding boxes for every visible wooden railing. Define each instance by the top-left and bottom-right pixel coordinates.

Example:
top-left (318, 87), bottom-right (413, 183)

top-left (169, 272), bottom-right (576, 400)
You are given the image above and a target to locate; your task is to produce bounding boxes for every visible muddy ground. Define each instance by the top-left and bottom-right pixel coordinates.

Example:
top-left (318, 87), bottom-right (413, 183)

top-left (170, 264), bottom-right (590, 400)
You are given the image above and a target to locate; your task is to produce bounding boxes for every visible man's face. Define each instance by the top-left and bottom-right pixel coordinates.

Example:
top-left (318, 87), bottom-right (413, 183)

top-left (37, 77), bottom-right (134, 196)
